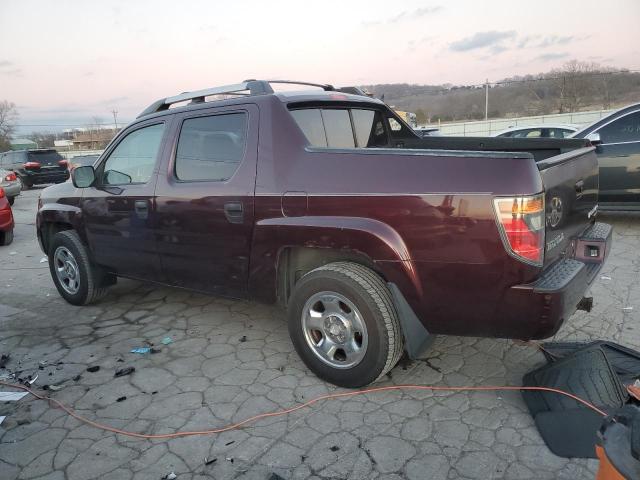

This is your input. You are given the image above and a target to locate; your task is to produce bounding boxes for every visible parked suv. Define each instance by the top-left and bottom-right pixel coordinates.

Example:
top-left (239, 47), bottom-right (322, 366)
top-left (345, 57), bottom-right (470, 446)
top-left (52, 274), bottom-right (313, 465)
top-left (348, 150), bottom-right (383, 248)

top-left (37, 80), bottom-right (611, 387)
top-left (0, 149), bottom-right (70, 189)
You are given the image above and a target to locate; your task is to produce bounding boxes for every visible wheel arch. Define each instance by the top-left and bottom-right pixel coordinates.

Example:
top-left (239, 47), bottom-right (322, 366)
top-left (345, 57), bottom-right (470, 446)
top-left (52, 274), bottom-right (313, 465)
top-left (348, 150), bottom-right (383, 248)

top-left (248, 216), bottom-right (422, 305)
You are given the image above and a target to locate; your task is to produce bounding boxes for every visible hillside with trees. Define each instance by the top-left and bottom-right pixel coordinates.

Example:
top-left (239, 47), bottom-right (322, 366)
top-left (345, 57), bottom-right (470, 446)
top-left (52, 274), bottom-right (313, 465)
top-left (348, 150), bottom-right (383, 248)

top-left (363, 61), bottom-right (640, 124)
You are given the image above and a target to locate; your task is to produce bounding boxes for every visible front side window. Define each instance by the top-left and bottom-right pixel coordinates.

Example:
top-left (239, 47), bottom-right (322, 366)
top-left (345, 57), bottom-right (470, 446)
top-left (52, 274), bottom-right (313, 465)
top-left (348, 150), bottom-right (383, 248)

top-left (598, 112), bottom-right (640, 144)
top-left (175, 112), bottom-right (247, 181)
top-left (102, 123), bottom-right (165, 185)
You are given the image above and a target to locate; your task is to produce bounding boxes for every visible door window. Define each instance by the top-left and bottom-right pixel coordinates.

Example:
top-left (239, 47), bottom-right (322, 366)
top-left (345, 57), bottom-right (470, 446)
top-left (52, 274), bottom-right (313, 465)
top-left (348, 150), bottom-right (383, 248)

top-left (352, 109), bottom-right (389, 147)
top-left (598, 112), bottom-right (640, 144)
top-left (101, 123), bottom-right (165, 185)
top-left (175, 112), bottom-right (247, 181)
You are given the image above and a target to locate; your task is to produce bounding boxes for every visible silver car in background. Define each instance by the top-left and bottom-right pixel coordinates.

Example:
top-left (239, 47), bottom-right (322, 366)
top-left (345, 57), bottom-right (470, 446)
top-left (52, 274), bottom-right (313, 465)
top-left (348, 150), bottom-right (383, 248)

top-left (0, 168), bottom-right (21, 205)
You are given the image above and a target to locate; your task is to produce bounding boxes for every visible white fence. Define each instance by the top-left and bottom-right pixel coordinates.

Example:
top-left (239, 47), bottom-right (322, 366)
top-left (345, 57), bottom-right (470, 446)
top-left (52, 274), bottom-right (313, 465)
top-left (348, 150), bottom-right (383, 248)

top-left (58, 149), bottom-right (104, 160)
top-left (423, 109), bottom-right (615, 137)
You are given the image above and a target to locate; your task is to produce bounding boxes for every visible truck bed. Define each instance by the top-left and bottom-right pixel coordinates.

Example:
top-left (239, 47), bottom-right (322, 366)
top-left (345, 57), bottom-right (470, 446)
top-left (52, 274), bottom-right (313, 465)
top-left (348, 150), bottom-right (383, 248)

top-left (405, 136), bottom-right (592, 162)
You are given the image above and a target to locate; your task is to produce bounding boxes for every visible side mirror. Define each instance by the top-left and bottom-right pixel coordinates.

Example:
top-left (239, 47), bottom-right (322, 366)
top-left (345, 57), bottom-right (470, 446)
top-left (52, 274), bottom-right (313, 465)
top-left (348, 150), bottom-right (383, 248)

top-left (72, 166), bottom-right (96, 188)
top-left (586, 132), bottom-right (602, 145)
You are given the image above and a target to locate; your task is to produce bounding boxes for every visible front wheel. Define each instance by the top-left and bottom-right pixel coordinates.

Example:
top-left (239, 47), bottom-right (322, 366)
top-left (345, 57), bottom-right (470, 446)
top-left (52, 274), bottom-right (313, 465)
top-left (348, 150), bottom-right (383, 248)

top-left (288, 262), bottom-right (404, 388)
top-left (48, 230), bottom-right (110, 305)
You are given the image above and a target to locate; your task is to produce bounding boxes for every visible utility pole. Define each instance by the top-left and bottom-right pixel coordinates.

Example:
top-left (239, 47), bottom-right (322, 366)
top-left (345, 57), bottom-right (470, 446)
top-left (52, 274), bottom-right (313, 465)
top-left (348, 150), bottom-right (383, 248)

top-left (484, 79), bottom-right (489, 121)
top-left (111, 109), bottom-right (118, 130)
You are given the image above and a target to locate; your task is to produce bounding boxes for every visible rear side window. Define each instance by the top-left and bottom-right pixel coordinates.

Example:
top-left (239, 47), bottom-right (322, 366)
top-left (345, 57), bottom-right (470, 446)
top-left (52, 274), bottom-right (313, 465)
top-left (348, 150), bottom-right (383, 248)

top-left (290, 109), bottom-right (327, 147)
top-left (175, 112), bottom-right (247, 181)
top-left (598, 112), bottom-right (640, 144)
top-left (322, 110), bottom-right (355, 148)
top-left (290, 107), bottom-right (389, 148)
top-left (102, 123), bottom-right (165, 185)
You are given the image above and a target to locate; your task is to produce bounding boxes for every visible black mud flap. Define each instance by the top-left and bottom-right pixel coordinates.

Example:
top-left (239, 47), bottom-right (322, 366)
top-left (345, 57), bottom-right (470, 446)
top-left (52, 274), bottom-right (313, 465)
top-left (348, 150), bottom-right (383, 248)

top-left (387, 283), bottom-right (434, 359)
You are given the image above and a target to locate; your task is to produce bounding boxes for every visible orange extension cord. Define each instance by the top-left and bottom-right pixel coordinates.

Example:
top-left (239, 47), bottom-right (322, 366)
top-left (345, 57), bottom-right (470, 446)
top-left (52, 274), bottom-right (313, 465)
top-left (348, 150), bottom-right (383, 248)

top-left (0, 380), bottom-right (608, 440)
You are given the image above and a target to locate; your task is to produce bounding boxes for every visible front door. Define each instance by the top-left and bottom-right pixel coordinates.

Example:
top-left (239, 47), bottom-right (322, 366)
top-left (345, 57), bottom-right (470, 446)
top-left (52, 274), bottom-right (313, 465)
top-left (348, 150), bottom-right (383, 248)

top-left (595, 110), bottom-right (640, 205)
top-left (82, 120), bottom-right (170, 280)
top-left (154, 105), bottom-right (258, 297)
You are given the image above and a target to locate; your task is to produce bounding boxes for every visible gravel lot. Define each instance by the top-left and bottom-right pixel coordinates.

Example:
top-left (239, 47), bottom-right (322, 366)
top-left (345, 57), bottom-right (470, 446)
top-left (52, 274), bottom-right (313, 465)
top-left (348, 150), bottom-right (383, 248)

top-left (1, 187), bottom-right (639, 480)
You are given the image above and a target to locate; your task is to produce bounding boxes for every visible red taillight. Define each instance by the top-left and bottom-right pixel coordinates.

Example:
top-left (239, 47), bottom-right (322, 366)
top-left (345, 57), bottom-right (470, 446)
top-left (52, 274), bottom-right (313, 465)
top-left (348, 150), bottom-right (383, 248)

top-left (58, 159), bottom-right (69, 167)
top-left (0, 187), bottom-right (5, 198)
top-left (24, 161), bottom-right (41, 169)
top-left (493, 194), bottom-right (545, 265)
top-left (4, 172), bottom-right (16, 182)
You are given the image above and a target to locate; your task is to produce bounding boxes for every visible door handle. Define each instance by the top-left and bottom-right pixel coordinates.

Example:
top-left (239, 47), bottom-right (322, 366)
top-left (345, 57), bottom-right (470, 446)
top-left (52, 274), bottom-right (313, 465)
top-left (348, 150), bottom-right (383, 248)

top-left (224, 201), bottom-right (244, 224)
top-left (134, 200), bottom-right (149, 219)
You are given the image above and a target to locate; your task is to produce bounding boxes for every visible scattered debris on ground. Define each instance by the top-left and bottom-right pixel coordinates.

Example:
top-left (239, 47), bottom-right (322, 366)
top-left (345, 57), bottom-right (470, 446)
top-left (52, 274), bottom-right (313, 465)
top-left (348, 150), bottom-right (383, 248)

top-left (116, 396), bottom-right (126, 402)
top-left (130, 347), bottom-right (151, 354)
top-left (239, 335), bottom-right (247, 343)
top-left (114, 366), bottom-right (135, 377)
top-left (162, 473), bottom-right (177, 480)
top-left (204, 457), bottom-right (217, 466)
top-left (86, 366), bottom-right (100, 373)
top-left (161, 337), bottom-right (173, 345)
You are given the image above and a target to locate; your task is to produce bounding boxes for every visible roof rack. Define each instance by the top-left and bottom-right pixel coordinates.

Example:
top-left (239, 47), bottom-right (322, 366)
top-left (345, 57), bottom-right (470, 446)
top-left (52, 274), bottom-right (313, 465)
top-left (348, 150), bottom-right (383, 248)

top-left (137, 79), bottom-right (336, 118)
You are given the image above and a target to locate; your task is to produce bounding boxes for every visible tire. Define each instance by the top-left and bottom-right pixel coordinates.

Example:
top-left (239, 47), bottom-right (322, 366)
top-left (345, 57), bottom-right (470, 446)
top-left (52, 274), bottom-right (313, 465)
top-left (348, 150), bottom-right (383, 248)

top-left (48, 230), bottom-right (110, 305)
top-left (288, 262), bottom-right (404, 388)
top-left (0, 229), bottom-right (13, 246)
top-left (17, 176), bottom-right (30, 190)
top-left (8, 196), bottom-right (14, 206)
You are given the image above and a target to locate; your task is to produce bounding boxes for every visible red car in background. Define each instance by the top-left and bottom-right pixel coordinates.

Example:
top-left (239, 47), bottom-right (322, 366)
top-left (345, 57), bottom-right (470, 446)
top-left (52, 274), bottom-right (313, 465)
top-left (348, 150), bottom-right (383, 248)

top-left (0, 187), bottom-right (15, 246)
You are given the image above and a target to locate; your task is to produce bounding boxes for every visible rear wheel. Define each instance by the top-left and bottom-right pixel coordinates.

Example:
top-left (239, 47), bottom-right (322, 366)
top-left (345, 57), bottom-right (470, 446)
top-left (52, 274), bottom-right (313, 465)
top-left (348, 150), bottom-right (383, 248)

top-left (48, 230), bottom-right (110, 305)
top-left (0, 229), bottom-right (13, 246)
top-left (288, 262), bottom-right (403, 388)
top-left (17, 176), bottom-right (30, 190)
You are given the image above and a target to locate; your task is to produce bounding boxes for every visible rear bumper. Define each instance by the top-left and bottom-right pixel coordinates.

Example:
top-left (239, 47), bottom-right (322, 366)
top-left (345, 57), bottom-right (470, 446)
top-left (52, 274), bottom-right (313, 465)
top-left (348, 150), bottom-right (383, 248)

top-left (19, 169), bottom-right (69, 185)
top-left (498, 222), bottom-right (613, 339)
top-left (0, 182), bottom-right (21, 198)
top-left (0, 206), bottom-right (14, 232)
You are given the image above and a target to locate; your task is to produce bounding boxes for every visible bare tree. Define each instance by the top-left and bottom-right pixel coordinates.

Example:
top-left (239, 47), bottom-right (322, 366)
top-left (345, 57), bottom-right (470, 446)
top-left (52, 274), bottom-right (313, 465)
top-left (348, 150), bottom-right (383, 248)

top-left (0, 100), bottom-right (18, 151)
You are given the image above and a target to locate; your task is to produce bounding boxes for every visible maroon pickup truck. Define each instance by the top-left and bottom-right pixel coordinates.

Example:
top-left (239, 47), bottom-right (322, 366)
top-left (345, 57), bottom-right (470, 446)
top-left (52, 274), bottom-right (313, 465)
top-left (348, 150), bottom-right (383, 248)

top-left (36, 80), bottom-right (612, 387)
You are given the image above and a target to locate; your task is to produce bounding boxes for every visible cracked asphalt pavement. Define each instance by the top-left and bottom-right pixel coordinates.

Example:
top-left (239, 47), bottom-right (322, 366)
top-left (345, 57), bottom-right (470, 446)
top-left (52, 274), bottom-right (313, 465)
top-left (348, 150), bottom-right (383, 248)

top-left (1, 187), bottom-right (639, 479)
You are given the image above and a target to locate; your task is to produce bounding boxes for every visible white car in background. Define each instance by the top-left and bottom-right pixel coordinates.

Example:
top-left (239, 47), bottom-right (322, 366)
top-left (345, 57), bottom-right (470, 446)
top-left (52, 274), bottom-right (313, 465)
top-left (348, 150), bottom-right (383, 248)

top-left (492, 124), bottom-right (579, 138)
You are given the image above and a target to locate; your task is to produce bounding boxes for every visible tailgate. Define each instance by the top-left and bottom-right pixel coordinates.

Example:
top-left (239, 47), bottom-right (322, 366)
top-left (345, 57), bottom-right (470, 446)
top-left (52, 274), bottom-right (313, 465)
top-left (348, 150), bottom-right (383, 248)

top-left (537, 146), bottom-right (599, 267)
top-left (28, 151), bottom-right (65, 168)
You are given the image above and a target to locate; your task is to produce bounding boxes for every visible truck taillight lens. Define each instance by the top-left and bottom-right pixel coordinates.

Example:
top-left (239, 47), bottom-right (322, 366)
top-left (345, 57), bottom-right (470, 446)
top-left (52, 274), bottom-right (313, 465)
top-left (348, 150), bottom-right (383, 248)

top-left (493, 194), bottom-right (545, 266)
top-left (24, 161), bottom-right (41, 169)
top-left (0, 187), bottom-right (5, 198)
top-left (5, 172), bottom-right (16, 182)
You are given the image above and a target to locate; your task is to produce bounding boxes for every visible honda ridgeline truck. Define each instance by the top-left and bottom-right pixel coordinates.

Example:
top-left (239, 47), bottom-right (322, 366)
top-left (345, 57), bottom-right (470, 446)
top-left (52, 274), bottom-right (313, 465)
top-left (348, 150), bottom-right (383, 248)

top-left (36, 80), bottom-right (612, 387)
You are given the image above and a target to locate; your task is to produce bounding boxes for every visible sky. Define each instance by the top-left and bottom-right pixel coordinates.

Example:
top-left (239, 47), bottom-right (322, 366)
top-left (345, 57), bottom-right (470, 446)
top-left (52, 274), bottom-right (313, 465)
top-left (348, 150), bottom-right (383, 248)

top-left (1, 0), bottom-right (639, 134)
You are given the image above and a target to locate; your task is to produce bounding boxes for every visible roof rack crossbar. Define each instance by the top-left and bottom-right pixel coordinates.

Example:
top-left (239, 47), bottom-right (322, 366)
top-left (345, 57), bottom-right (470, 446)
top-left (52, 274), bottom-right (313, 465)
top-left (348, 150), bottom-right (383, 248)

top-left (137, 79), bottom-right (336, 118)
top-left (137, 80), bottom-right (274, 118)
top-left (265, 80), bottom-right (335, 91)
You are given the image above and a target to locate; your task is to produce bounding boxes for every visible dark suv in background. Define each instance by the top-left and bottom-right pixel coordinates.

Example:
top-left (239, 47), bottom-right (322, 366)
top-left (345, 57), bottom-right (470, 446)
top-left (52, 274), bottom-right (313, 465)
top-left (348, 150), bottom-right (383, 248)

top-left (0, 149), bottom-right (70, 189)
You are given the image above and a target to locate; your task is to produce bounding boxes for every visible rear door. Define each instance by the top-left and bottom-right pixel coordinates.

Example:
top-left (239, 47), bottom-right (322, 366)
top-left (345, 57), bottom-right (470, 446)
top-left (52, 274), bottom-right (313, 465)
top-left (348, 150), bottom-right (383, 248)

top-left (82, 120), bottom-right (169, 280)
top-left (154, 104), bottom-right (258, 297)
top-left (538, 147), bottom-right (599, 266)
